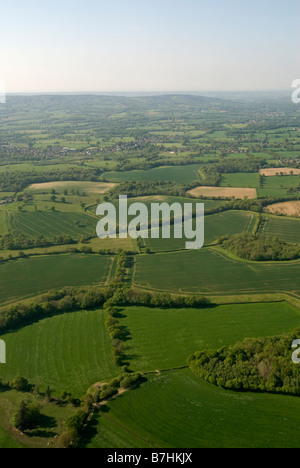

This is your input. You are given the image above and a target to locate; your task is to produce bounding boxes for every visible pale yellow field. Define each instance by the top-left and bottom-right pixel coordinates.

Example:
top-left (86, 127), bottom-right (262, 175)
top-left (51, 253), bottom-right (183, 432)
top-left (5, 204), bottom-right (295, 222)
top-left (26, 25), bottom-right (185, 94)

top-left (28, 181), bottom-right (116, 194)
top-left (259, 168), bottom-right (300, 176)
top-left (265, 201), bottom-right (300, 217)
top-left (187, 186), bottom-right (257, 199)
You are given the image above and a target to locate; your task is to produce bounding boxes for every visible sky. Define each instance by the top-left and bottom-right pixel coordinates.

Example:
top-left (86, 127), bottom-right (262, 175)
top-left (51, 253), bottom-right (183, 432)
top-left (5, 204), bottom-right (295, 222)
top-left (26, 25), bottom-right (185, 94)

top-left (0, 0), bottom-right (299, 93)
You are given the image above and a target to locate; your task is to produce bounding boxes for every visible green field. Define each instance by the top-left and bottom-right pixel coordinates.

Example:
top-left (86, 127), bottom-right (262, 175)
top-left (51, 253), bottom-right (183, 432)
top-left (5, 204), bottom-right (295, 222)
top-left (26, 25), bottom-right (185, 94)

top-left (0, 254), bottom-right (113, 305)
top-left (259, 215), bottom-right (300, 243)
top-left (134, 248), bottom-right (300, 296)
top-left (144, 210), bottom-right (257, 251)
top-left (1, 94), bottom-right (300, 448)
top-left (221, 173), bottom-right (260, 188)
top-left (0, 426), bottom-right (24, 448)
top-left (6, 211), bottom-right (96, 239)
top-left (105, 164), bottom-right (203, 183)
top-left (258, 175), bottom-right (300, 197)
top-left (88, 368), bottom-right (300, 448)
top-left (0, 309), bottom-right (118, 396)
top-left (120, 302), bottom-right (300, 372)
top-left (0, 211), bottom-right (9, 236)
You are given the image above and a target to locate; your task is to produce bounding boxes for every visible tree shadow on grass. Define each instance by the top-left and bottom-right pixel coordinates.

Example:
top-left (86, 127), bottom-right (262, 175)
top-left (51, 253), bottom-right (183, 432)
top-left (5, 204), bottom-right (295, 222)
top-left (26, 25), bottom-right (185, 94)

top-left (26, 414), bottom-right (57, 438)
top-left (77, 414), bottom-right (99, 448)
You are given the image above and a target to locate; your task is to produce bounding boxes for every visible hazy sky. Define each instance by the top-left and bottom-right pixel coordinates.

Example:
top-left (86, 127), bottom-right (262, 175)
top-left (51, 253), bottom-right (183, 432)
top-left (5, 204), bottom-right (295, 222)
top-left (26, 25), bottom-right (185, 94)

top-left (0, 0), bottom-right (299, 92)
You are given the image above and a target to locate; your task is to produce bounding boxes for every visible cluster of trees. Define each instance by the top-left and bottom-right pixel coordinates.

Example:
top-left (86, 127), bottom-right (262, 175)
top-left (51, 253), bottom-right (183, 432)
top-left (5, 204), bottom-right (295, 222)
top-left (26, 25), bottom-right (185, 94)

top-left (58, 408), bottom-right (90, 448)
top-left (94, 372), bottom-right (144, 403)
top-left (11, 400), bottom-right (41, 432)
top-left (217, 157), bottom-right (267, 174)
top-left (0, 375), bottom-right (32, 393)
top-left (188, 329), bottom-right (300, 395)
top-left (113, 250), bottom-right (129, 283)
top-left (197, 167), bottom-right (222, 186)
top-left (221, 233), bottom-right (300, 261)
top-left (57, 369), bottom-right (144, 448)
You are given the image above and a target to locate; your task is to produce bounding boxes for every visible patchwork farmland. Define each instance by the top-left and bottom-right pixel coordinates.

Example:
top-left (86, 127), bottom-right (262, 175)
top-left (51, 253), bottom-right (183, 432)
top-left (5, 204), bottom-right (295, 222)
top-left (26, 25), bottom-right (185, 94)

top-left (0, 94), bottom-right (300, 449)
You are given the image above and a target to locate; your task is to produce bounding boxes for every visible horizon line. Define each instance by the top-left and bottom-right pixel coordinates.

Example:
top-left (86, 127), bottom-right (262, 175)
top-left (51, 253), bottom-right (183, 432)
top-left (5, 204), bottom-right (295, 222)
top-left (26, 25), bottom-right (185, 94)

top-left (4, 89), bottom-right (292, 95)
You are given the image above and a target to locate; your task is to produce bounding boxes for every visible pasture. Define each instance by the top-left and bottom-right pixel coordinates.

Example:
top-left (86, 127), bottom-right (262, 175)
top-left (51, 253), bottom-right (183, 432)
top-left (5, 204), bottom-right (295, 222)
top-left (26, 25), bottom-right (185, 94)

top-left (120, 302), bottom-right (300, 372)
top-left (221, 173), bottom-right (260, 188)
top-left (88, 368), bottom-right (300, 448)
top-left (0, 426), bottom-right (24, 448)
top-left (258, 175), bottom-right (300, 197)
top-left (0, 309), bottom-right (118, 396)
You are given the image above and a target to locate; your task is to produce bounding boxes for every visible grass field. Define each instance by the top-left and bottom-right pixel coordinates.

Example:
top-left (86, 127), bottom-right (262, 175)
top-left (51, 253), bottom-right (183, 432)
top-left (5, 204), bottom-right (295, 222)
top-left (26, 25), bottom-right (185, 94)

top-left (120, 302), bottom-right (300, 372)
top-left (144, 210), bottom-right (258, 251)
top-left (258, 175), bottom-right (300, 197)
top-left (0, 426), bottom-right (24, 448)
top-left (259, 215), bottom-right (300, 243)
top-left (88, 368), bottom-right (300, 448)
top-left (6, 211), bottom-right (97, 239)
top-left (0, 309), bottom-right (118, 396)
top-left (105, 164), bottom-right (202, 183)
top-left (0, 254), bottom-right (113, 305)
top-left (133, 248), bottom-right (300, 297)
top-left (0, 211), bottom-right (9, 236)
top-left (221, 173), bottom-right (260, 188)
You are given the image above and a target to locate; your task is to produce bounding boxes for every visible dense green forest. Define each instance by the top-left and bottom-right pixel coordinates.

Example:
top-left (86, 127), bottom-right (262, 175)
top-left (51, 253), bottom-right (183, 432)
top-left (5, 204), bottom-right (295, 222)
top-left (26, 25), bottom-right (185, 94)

top-left (221, 232), bottom-right (300, 261)
top-left (189, 329), bottom-right (300, 395)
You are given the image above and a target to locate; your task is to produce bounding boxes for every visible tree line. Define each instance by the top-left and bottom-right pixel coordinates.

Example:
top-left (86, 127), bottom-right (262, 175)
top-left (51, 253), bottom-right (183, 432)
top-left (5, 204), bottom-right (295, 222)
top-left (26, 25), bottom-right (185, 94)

top-left (0, 283), bottom-right (211, 334)
top-left (0, 233), bottom-right (77, 251)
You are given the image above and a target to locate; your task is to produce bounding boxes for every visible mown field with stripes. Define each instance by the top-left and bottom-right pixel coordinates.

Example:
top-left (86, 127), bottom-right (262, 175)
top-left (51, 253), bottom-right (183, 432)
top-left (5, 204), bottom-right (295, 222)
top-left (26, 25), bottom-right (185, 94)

top-left (6, 211), bottom-right (96, 239)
